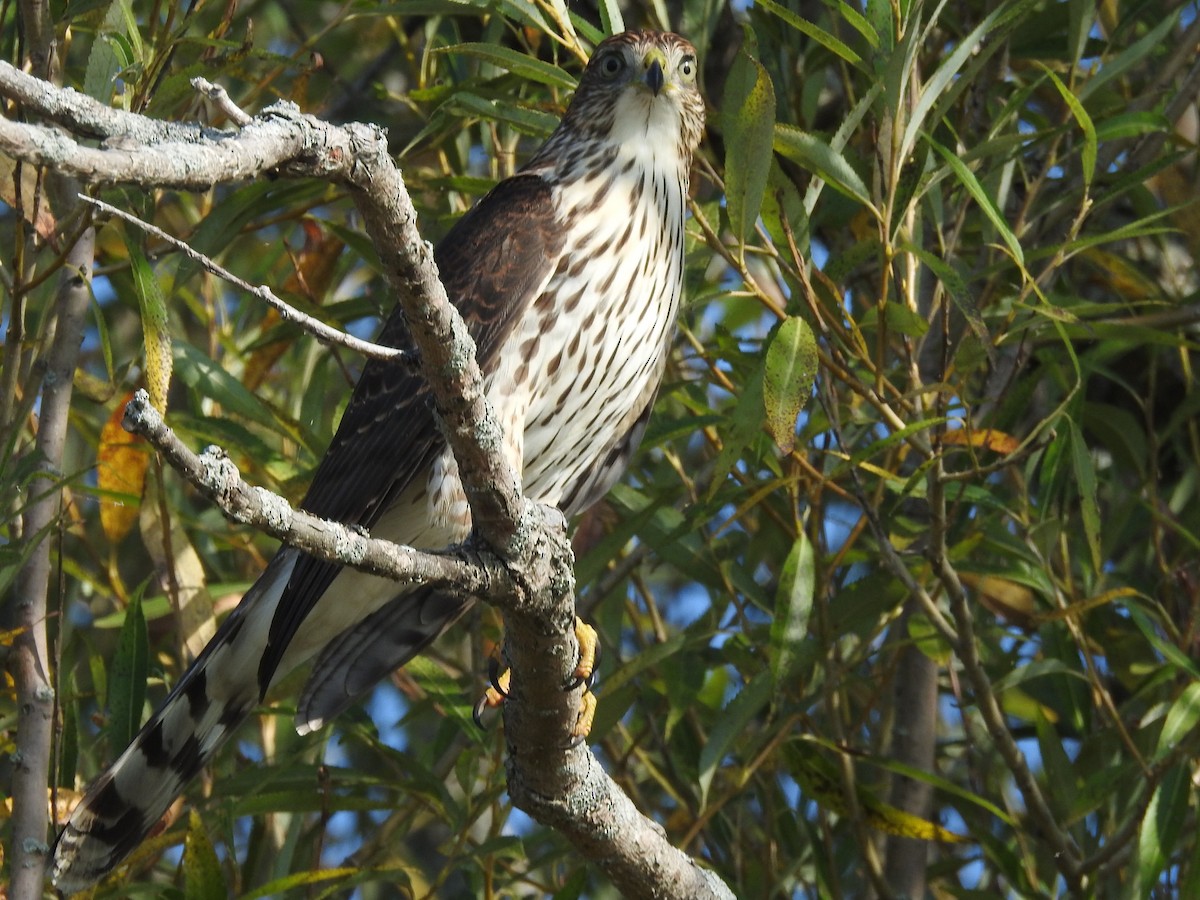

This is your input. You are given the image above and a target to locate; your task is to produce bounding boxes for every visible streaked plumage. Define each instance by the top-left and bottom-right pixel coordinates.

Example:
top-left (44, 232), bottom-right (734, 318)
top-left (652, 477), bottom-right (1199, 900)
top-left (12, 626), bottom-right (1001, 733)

top-left (52, 30), bottom-right (704, 892)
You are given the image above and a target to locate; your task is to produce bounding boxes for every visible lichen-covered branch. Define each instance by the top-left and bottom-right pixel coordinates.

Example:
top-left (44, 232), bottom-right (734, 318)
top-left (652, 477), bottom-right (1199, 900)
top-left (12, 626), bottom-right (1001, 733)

top-left (120, 389), bottom-right (502, 599)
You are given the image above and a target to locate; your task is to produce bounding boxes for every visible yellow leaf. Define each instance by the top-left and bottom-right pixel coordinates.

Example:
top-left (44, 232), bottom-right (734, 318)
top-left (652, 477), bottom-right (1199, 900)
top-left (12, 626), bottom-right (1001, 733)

top-left (942, 428), bottom-right (1020, 454)
top-left (793, 743), bottom-right (966, 844)
top-left (961, 573), bottom-right (1038, 631)
top-left (140, 475), bottom-right (215, 662)
top-left (1080, 247), bottom-right (1161, 301)
top-left (97, 393), bottom-right (149, 543)
top-left (1037, 586), bottom-right (1141, 623)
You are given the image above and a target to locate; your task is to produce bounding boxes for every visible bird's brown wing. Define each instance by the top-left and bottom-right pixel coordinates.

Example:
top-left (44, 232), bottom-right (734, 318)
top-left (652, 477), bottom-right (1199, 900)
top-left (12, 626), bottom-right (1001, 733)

top-left (256, 172), bottom-right (565, 693)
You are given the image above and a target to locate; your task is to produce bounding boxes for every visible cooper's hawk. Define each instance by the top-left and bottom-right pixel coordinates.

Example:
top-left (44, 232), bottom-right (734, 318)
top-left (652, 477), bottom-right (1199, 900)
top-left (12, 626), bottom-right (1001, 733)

top-left (52, 30), bottom-right (704, 892)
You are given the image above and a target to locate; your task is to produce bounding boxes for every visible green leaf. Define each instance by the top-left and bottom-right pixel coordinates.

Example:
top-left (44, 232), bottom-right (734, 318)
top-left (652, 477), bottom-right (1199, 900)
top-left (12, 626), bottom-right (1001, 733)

top-left (596, 0), bottom-right (623, 37)
top-left (487, 0), bottom-right (553, 34)
top-left (1094, 110), bottom-right (1169, 142)
top-left (1067, 417), bottom-right (1102, 573)
top-left (907, 614), bottom-right (952, 665)
top-left (58, 673), bottom-right (79, 789)
top-left (870, 755), bottom-right (1016, 827)
top-left (1035, 709), bottom-right (1076, 814)
top-left (835, 0), bottom-right (880, 49)
top-left (883, 300), bottom-right (930, 338)
top-left (174, 341), bottom-right (281, 426)
top-left (1078, 10), bottom-right (1179, 102)
top-left (699, 672), bottom-right (772, 806)
top-left (183, 809), bottom-right (225, 900)
top-left (1155, 682), bottom-right (1200, 762)
top-left (1134, 766), bottom-right (1190, 897)
top-left (551, 868), bottom-right (588, 900)
top-left (900, 240), bottom-right (993, 362)
top-left (899, 3), bottom-right (1014, 163)
top-left (83, 0), bottom-right (131, 103)
top-left (757, 0), bottom-right (863, 67)
top-left (707, 358), bottom-right (765, 499)
top-left (722, 29), bottom-right (776, 254)
top-left (442, 43), bottom-right (577, 90)
top-left (844, 416), bottom-right (947, 472)
top-left (770, 533), bottom-right (815, 693)
top-left (448, 92), bottom-right (560, 137)
top-left (928, 135), bottom-right (1024, 265)
top-left (864, 0), bottom-right (894, 52)
top-left (1126, 604), bottom-right (1200, 680)
top-left (240, 868), bottom-right (362, 900)
top-left (106, 589), bottom-right (148, 751)
top-left (126, 237), bottom-right (173, 413)
top-left (1037, 63), bottom-right (1096, 188)
top-left (774, 124), bottom-right (873, 210)
top-left (762, 316), bottom-right (817, 453)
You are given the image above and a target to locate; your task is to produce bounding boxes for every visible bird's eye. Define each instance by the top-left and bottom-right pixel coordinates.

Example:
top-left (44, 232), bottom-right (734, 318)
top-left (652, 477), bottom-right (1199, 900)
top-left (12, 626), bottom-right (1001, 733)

top-left (599, 53), bottom-right (623, 78)
top-left (680, 56), bottom-right (696, 81)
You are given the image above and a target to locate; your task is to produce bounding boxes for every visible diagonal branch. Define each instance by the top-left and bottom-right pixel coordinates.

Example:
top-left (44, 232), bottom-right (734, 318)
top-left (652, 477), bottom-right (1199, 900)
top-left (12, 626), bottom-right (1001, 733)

top-left (120, 389), bottom-right (504, 600)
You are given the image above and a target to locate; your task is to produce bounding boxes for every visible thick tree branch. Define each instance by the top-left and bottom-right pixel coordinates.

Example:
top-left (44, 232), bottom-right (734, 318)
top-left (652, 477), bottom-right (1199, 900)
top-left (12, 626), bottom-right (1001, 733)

top-left (1, 62), bottom-right (734, 899)
top-left (7, 201), bottom-right (95, 900)
top-left (0, 59), bottom-right (224, 143)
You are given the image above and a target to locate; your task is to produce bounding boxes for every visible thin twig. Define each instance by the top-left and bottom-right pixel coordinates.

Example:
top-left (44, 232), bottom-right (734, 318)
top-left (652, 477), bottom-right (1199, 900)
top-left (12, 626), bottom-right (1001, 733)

top-left (79, 195), bottom-right (411, 365)
top-left (191, 76), bottom-right (252, 126)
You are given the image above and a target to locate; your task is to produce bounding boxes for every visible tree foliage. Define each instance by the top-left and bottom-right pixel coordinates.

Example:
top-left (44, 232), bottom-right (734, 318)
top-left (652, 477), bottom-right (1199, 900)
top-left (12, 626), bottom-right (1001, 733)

top-left (2, 0), bottom-right (1199, 897)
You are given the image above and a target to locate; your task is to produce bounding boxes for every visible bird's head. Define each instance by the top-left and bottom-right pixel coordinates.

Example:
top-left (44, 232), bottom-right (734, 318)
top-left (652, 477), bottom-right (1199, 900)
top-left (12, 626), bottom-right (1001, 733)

top-left (559, 31), bottom-right (705, 159)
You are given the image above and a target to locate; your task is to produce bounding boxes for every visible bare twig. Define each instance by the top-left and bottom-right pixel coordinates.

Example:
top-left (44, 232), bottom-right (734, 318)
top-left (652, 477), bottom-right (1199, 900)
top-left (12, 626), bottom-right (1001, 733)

top-left (190, 76), bottom-right (252, 126)
top-left (928, 461), bottom-right (1084, 888)
top-left (5, 9), bottom-right (96, 896)
top-left (78, 195), bottom-right (412, 366)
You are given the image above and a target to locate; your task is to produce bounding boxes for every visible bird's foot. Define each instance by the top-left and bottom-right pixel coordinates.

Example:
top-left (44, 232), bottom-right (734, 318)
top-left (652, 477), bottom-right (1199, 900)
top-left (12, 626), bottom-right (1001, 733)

top-left (565, 617), bottom-right (600, 691)
top-left (568, 618), bottom-right (599, 741)
top-left (471, 618), bottom-right (599, 740)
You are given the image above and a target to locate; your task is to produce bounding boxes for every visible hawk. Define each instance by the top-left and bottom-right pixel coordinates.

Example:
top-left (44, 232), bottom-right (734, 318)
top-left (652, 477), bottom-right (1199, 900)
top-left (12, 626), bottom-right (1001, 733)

top-left (52, 29), bottom-right (705, 892)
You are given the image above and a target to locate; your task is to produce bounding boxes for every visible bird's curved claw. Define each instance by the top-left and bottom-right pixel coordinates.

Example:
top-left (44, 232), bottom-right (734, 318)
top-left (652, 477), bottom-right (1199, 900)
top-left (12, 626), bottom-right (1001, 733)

top-left (488, 655), bottom-right (509, 697)
top-left (472, 663), bottom-right (511, 729)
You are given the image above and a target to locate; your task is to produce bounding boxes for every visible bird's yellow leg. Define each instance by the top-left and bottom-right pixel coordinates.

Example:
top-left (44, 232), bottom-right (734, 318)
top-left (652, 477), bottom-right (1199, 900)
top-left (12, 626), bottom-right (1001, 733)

top-left (473, 618), bottom-right (599, 737)
top-left (571, 618), bottom-right (600, 739)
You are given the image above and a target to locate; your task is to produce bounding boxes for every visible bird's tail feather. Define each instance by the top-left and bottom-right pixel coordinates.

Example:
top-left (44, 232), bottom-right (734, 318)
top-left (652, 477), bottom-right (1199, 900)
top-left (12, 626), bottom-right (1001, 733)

top-left (295, 587), bottom-right (474, 734)
top-left (51, 551), bottom-right (298, 894)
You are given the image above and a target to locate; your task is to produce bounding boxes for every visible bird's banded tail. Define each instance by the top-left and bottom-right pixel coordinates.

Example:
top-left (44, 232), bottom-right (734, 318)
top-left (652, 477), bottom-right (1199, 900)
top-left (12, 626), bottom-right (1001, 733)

top-left (50, 552), bottom-right (296, 893)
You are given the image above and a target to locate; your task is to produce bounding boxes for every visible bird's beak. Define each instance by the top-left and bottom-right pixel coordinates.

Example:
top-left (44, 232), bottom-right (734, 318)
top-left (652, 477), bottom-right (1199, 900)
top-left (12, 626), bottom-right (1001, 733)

top-left (643, 50), bottom-right (667, 96)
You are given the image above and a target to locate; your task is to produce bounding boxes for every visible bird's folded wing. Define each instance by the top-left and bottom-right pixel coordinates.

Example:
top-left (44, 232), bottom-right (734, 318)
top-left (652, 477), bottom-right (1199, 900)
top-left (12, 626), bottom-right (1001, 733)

top-left (256, 172), bottom-right (566, 692)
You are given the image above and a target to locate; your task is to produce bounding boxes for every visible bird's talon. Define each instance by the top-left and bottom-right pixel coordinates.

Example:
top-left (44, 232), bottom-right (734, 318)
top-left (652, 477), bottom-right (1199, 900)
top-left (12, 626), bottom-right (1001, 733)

top-left (473, 665), bottom-right (511, 729)
top-left (488, 656), bottom-right (509, 697)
